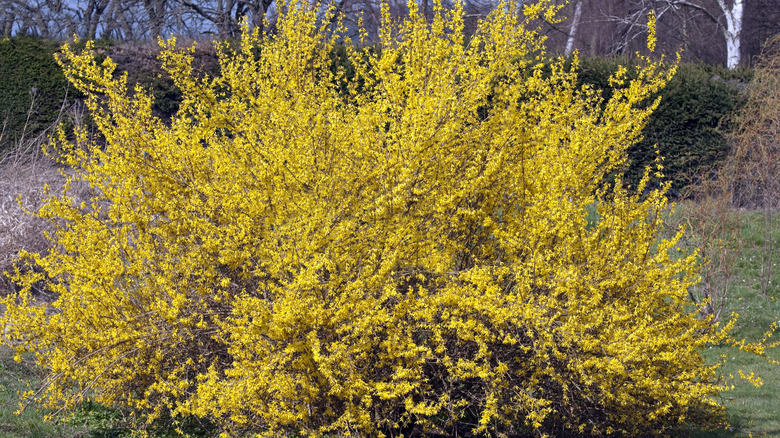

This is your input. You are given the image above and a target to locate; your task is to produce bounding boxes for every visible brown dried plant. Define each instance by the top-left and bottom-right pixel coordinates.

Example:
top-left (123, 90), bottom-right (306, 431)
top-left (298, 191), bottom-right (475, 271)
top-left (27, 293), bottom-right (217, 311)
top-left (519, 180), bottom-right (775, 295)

top-left (722, 34), bottom-right (780, 297)
top-left (678, 170), bottom-right (743, 322)
top-left (677, 34), bottom-right (780, 317)
top-left (0, 93), bottom-right (87, 297)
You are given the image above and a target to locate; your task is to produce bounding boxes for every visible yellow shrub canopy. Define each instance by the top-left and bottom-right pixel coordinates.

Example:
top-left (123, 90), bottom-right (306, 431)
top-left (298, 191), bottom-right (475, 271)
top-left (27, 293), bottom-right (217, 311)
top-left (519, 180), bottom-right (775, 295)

top-left (2, 0), bottom-right (732, 436)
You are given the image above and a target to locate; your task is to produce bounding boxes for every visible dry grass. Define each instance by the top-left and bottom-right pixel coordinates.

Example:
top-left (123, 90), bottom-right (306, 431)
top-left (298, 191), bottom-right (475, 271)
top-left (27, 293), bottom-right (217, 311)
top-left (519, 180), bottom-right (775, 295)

top-left (0, 135), bottom-right (64, 296)
top-left (0, 98), bottom-right (91, 297)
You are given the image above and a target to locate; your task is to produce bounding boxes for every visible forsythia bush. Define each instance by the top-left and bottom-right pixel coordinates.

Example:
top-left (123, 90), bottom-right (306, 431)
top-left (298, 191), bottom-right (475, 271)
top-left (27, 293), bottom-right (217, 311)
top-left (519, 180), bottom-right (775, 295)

top-left (2, 0), bottom-right (733, 436)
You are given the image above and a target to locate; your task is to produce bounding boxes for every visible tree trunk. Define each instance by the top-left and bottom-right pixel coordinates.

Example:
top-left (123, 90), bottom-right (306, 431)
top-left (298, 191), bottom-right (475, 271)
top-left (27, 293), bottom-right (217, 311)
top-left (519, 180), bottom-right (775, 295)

top-left (142, 0), bottom-right (166, 38)
top-left (716, 0), bottom-right (744, 69)
top-left (84, 0), bottom-right (110, 39)
top-left (564, 1), bottom-right (583, 57)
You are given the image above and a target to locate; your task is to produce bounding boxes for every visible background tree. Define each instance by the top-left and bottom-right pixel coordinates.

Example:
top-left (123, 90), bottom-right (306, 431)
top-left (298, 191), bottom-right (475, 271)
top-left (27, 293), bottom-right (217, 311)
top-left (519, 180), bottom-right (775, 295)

top-left (545, 0), bottom-right (778, 69)
top-left (0, 0), bottom-right (776, 65)
top-left (563, 0), bottom-right (581, 56)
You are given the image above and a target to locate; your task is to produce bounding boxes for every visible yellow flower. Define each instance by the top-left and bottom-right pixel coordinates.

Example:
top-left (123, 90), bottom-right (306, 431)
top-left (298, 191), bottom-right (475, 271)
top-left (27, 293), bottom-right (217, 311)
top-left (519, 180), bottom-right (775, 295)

top-left (0, 0), bottom-right (741, 436)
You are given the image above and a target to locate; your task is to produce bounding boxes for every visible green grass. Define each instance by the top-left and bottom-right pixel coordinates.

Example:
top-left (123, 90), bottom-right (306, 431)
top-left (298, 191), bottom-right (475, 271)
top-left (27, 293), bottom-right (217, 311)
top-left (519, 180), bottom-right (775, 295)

top-left (681, 207), bottom-right (780, 438)
top-left (0, 346), bottom-right (90, 438)
top-left (2, 206), bottom-right (780, 437)
top-left (0, 348), bottom-right (201, 437)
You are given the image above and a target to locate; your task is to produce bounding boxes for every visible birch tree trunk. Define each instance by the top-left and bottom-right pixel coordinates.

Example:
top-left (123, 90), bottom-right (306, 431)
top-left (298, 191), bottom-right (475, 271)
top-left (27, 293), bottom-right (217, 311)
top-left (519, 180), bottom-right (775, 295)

top-left (564, 0), bottom-right (582, 57)
top-left (715, 0), bottom-right (744, 69)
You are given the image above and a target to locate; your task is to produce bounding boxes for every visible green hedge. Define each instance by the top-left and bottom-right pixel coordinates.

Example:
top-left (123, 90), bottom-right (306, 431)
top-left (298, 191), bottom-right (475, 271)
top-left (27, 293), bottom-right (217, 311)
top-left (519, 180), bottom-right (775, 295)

top-left (0, 37), bottom-right (221, 152)
top-left (0, 37), bottom-right (80, 151)
top-left (576, 57), bottom-right (751, 192)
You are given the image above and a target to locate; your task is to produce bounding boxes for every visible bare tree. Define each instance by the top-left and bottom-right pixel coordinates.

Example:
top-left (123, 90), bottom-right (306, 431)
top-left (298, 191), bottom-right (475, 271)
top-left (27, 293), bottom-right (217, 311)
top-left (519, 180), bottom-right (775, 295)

top-left (101, 0), bottom-right (137, 39)
top-left (591, 0), bottom-right (745, 68)
top-left (0, 0), bottom-right (771, 66)
top-left (0, 0), bottom-right (15, 36)
top-left (175, 0), bottom-right (246, 36)
top-left (84, 0), bottom-right (112, 38)
top-left (241, 0), bottom-right (275, 31)
top-left (676, 0), bottom-right (745, 68)
top-left (743, 0), bottom-right (780, 66)
top-left (724, 34), bottom-right (780, 295)
top-left (140, 0), bottom-right (167, 37)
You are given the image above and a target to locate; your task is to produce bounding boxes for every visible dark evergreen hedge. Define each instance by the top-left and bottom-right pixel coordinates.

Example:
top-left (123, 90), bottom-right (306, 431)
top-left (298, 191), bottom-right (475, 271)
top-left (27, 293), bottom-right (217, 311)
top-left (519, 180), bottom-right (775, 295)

top-left (0, 37), bottom-right (80, 152)
top-left (576, 57), bottom-right (751, 191)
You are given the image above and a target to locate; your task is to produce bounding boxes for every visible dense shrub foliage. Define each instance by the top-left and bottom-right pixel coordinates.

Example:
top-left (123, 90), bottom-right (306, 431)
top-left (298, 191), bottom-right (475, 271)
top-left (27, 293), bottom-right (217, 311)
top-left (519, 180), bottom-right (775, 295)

top-left (0, 37), bottom-right (79, 152)
top-left (0, 37), bottom-right (750, 191)
top-left (2, 1), bottom-right (736, 436)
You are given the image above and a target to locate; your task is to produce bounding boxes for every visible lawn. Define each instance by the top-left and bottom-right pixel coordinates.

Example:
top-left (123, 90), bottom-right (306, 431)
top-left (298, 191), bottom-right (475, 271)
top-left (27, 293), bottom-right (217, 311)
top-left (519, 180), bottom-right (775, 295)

top-left (676, 206), bottom-right (780, 438)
